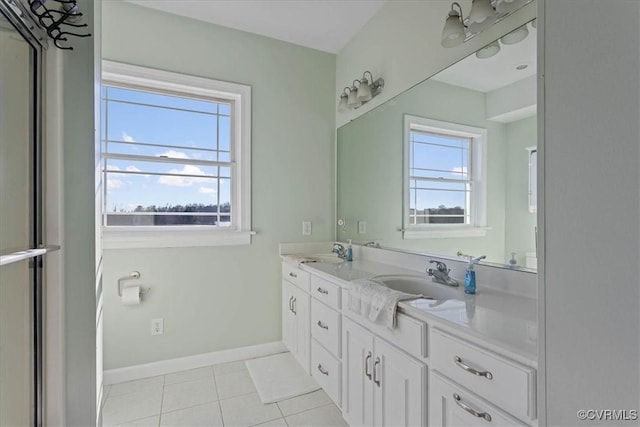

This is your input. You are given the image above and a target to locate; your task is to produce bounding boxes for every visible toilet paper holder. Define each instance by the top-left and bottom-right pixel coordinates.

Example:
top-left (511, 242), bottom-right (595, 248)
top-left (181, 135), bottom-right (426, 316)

top-left (117, 271), bottom-right (141, 297)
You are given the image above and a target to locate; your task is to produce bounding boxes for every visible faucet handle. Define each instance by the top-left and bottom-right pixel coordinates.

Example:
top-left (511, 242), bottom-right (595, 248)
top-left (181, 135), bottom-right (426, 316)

top-left (429, 260), bottom-right (448, 273)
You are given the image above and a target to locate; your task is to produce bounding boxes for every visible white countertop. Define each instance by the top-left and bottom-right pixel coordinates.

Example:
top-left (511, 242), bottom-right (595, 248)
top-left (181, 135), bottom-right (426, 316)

top-left (293, 258), bottom-right (537, 363)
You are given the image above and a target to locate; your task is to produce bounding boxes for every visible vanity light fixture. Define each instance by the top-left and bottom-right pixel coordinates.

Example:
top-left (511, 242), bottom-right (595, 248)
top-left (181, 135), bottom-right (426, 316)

top-left (338, 71), bottom-right (384, 113)
top-left (440, 0), bottom-right (534, 48)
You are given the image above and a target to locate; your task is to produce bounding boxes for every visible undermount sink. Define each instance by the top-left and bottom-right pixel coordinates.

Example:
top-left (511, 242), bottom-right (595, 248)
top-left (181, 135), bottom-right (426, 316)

top-left (371, 274), bottom-right (463, 300)
top-left (301, 253), bottom-right (345, 264)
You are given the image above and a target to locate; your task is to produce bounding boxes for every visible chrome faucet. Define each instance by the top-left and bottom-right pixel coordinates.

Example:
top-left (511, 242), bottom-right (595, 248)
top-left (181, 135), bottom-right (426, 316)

top-left (427, 260), bottom-right (460, 287)
top-left (332, 243), bottom-right (347, 259)
top-left (364, 241), bottom-right (379, 248)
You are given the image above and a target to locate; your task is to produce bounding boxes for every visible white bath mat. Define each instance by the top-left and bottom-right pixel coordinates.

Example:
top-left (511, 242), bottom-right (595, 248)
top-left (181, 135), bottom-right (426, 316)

top-left (246, 352), bottom-right (320, 404)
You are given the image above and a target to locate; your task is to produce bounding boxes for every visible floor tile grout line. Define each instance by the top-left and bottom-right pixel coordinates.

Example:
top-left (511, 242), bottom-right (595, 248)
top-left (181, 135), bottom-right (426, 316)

top-left (157, 374), bottom-right (166, 427)
top-left (278, 400), bottom-right (336, 418)
top-left (275, 400), bottom-right (290, 427)
top-left (212, 365), bottom-right (227, 427)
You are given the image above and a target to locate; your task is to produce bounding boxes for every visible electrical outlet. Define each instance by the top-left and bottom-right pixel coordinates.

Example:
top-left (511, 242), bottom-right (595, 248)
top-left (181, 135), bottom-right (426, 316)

top-left (302, 221), bottom-right (312, 236)
top-left (358, 221), bottom-right (367, 234)
top-left (151, 318), bottom-right (163, 336)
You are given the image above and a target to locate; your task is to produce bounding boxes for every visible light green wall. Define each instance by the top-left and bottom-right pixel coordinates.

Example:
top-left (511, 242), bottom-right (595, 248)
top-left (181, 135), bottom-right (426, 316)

top-left (337, 80), bottom-right (508, 263)
top-left (101, 2), bottom-right (335, 369)
top-left (504, 116), bottom-right (537, 266)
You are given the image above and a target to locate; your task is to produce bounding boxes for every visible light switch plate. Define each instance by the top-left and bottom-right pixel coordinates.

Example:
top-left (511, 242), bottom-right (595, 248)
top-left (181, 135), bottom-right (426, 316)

top-left (358, 221), bottom-right (366, 234)
top-left (302, 221), bottom-right (312, 236)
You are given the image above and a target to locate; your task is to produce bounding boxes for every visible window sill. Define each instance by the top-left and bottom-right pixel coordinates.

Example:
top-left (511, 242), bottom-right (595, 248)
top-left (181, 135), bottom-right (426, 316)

top-left (403, 226), bottom-right (490, 240)
top-left (102, 227), bottom-right (254, 250)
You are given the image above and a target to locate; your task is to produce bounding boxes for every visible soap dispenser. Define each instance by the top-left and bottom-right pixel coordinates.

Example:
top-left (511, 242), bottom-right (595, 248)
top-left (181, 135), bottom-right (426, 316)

top-left (346, 239), bottom-right (353, 262)
top-left (464, 257), bottom-right (476, 295)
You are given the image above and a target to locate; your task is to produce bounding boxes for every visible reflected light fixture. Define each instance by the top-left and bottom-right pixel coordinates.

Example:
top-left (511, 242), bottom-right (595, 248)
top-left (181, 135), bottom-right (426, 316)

top-left (440, 0), bottom-right (534, 48)
top-left (338, 71), bottom-right (384, 113)
top-left (500, 24), bottom-right (529, 44)
top-left (475, 41), bottom-right (500, 59)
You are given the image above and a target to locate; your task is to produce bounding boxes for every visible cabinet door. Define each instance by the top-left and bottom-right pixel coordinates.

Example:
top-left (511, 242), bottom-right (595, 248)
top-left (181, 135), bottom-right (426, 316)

top-left (282, 280), bottom-right (296, 354)
top-left (342, 317), bottom-right (374, 427)
top-left (429, 373), bottom-right (527, 427)
top-left (373, 338), bottom-right (426, 427)
top-left (293, 289), bottom-right (311, 374)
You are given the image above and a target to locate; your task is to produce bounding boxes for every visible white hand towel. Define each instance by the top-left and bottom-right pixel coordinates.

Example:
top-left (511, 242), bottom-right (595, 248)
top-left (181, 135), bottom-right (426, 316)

top-left (348, 278), bottom-right (422, 329)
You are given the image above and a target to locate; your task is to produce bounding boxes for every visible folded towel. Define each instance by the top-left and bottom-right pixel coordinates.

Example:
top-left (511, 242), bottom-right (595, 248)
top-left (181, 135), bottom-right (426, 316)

top-left (348, 278), bottom-right (422, 329)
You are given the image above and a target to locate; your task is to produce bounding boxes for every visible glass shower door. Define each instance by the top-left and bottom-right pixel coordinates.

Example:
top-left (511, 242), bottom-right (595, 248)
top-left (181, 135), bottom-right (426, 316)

top-left (0, 8), bottom-right (41, 426)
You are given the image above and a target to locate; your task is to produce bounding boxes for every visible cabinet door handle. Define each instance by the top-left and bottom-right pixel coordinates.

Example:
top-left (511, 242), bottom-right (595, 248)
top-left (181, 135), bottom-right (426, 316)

top-left (317, 364), bottom-right (329, 376)
top-left (289, 272), bottom-right (298, 278)
top-left (453, 393), bottom-right (492, 422)
top-left (288, 296), bottom-right (293, 312)
top-left (373, 357), bottom-right (381, 387)
top-left (317, 287), bottom-right (329, 295)
top-left (454, 356), bottom-right (493, 380)
top-left (316, 320), bottom-right (329, 330)
top-left (292, 298), bottom-right (297, 315)
top-left (364, 352), bottom-right (372, 380)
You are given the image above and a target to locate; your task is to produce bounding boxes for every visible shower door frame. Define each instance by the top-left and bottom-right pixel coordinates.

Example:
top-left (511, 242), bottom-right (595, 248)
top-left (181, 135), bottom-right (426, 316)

top-left (0, 1), bottom-right (48, 425)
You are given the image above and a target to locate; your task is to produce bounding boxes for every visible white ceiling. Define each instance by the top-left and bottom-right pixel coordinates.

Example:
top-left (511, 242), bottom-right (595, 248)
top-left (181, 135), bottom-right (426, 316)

top-left (124, 0), bottom-right (387, 54)
top-left (432, 22), bottom-right (537, 93)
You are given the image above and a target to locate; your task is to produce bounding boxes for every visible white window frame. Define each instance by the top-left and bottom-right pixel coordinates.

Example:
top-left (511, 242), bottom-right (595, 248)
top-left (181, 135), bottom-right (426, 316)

top-left (403, 115), bottom-right (488, 239)
top-left (101, 61), bottom-right (252, 249)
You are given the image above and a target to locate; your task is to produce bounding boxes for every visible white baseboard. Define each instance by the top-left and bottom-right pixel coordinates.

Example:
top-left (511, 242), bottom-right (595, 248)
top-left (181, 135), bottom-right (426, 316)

top-left (103, 341), bottom-right (287, 385)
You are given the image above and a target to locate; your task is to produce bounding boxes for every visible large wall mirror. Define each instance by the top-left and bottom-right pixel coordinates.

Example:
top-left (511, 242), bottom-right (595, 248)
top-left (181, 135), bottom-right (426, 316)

top-left (337, 19), bottom-right (537, 271)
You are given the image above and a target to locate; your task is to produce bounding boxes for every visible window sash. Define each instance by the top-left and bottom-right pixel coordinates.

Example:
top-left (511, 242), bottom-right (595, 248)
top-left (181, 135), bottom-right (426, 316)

top-left (101, 83), bottom-right (236, 228)
top-left (404, 115), bottom-right (486, 233)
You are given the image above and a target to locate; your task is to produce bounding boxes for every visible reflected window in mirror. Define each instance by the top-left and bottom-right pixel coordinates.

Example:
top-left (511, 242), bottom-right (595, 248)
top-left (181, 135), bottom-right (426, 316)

top-left (403, 116), bottom-right (487, 239)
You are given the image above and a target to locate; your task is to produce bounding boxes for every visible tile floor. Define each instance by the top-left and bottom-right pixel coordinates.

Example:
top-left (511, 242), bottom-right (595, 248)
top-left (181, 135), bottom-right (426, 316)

top-left (102, 359), bottom-right (348, 427)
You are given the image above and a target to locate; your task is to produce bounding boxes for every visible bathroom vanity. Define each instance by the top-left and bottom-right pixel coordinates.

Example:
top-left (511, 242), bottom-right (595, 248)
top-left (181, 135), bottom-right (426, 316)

top-left (281, 244), bottom-right (537, 426)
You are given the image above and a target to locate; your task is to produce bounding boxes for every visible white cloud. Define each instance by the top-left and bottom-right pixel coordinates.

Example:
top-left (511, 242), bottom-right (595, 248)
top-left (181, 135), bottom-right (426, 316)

top-left (122, 132), bottom-right (135, 143)
top-left (158, 150), bottom-right (190, 159)
top-left (107, 178), bottom-right (123, 190)
top-left (158, 164), bottom-right (208, 187)
top-left (198, 186), bottom-right (217, 195)
top-left (126, 165), bottom-right (142, 172)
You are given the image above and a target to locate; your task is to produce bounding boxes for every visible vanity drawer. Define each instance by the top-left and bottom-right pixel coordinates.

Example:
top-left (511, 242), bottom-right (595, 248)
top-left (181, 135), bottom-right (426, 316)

top-left (429, 371), bottom-right (529, 426)
top-left (342, 289), bottom-right (427, 360)
top-left (311, 298), bottom-right (341, 357)
top-left (431, 329), bottom-right (536, 421)
top-left (310, 275), bottom-right (341, 309)
top-left (282, 263), bottom-right (310, 292)
top-left (311, 339), bottom-right (341, 407)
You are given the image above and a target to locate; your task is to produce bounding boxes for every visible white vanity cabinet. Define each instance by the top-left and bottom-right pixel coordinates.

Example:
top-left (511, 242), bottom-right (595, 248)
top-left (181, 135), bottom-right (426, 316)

top-left (430, 329), bottom-right (536, 425)
top-left (429, 372), bottom-right (527, 426)
top-left (282, 263), bottom-right (311, 374)
top-left (342, 317), bottom-right (426, 427)
top-left (309, 275), bottom-right (343, 406)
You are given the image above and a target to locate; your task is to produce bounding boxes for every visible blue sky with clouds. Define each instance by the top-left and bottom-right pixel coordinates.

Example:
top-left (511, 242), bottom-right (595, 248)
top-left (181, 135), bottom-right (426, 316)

top-left (102, 87), bottom-right (231, 213)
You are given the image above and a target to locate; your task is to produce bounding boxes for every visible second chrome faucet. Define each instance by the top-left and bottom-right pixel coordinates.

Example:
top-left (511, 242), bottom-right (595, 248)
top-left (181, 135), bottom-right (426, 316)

top-left (427, 260), bottom-right (460, 287)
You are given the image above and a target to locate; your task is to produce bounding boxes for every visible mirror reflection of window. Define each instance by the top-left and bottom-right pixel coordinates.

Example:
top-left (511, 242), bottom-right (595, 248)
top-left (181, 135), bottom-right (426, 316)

top-left (404, 116), bottom-right (487, 237)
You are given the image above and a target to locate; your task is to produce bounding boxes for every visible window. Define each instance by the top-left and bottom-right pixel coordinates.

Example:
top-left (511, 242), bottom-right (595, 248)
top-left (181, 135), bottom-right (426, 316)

top-left (403, 116), bottom-right (487, 238)
top-left (101, 61), bottom-right (251, 248)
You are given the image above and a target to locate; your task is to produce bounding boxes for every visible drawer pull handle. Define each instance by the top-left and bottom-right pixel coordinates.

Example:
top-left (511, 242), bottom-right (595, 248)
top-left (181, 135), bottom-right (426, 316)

top-left (288, 296), bottom-right (293, 313)
top-left (317, 287), bottom-right (329, 295)
top-left (292, 298), bottom-right (297, 315)
top-left (454, 356), bottom-right (493, 380)
top-left (317, 320), bottom-right (329, 330)
top-left (365, 352), bottom-right (372, 380)
top-left (453, 393), bottom-right (492, 422)
top-left (373, 357), bottom-right (381, 387)
top-left (289, 272), bottom-right (298, 278)
top-left (317, 364), bottom-right (329, 376)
